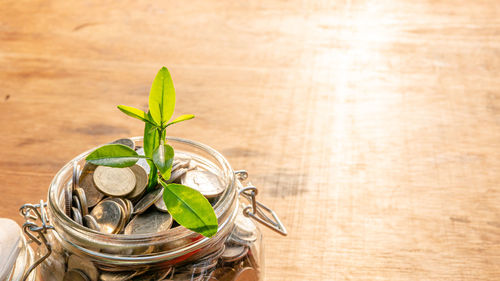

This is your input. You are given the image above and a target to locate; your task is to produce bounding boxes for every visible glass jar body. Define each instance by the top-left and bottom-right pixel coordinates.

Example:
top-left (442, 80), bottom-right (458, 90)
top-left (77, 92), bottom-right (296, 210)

top-left (38, 137), bottom-right (264, 281)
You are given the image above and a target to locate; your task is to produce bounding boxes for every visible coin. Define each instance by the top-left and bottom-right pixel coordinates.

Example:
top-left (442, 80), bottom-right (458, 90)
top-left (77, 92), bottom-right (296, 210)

top-left (135, 147), bottom-right (151, 174)
top-left (93, 166), bottom-right (136, 197)
top-left (124, 209), bottom-right (173, 235)
top-left (212, 267), bottom-right (236, 281)
top-left (230, 207), bottom-right (258, 245)
top-left (63, 269), bottom-right (90, 281)
top-left (107, 197), bottom-right (130, 232)
top-left (167, 167), bottom-right (188, 184)
top-left (153, 196), bottom-right (168, 213)
top-left (132, 187), bottom-right (164, 215)
top-left (74, 187), bottom-right (89, 216)
top-left (127, 164), bottom-right (148, 200)
top-left (90, 199), bottom-right (124, 234)
top-left (125, 199), bottom-right (134, 217)
top-left (65, 183), bottom-right (73, 217)
top-left (181, 170), bottom-right (225, 198)
top-left (99, 271), bottom-right (138, 281)
top-left (172, 158), bottom-right (190, 171)
top-left (233, 267), bottom-right (258, 281)
top-left (72, 195), bottom-right (81, 213)
top-left (83, 215), bottom-right (100, 232)
top-left (67, 254), bottom-right (99, 281)
top-left (72, 207), bottom-right (83, 225)
top-left (109, 138), bottom-right (135, 150)
top-left (79, 163), bottom-right (104, 207)
top-left (221, 245), bottom-right (248, 263)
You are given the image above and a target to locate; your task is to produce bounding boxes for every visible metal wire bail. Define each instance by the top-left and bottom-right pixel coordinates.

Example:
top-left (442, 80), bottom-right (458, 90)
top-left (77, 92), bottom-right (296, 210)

top-left (19, 200), bottom-right (54, 281)
top-left (235, 170), bottom-right (287, 236)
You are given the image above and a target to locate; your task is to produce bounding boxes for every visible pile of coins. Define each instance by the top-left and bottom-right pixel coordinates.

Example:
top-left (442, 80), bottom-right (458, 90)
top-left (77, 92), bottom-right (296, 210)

top-left (66, 139), bottom-right (224, 236)
top-left (54, 138), bottom-right (261, 281)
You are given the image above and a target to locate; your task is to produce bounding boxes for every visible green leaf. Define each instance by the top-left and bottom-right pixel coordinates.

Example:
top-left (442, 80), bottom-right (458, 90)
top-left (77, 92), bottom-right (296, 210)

top-left (86, 144), bottom-right (147, 168)
top-left (144, 113), bottom-right (160, 158)
top-left (166, 114), bottom-right (195, 127)
top-left (117, 105), bottom-right (157, 126)
top-left (160, 182), bottom-right (218, 237)
top-left (153, 144), bottom-right (174, 179)
top-left (148, 67), bottom-right (176, 127)
top-left (146, 159), bottom-right (158, 192)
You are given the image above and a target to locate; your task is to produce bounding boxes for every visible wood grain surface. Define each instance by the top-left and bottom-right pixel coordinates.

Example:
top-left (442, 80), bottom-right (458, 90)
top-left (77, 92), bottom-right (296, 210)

top-left (1, 1), bottom-right (500, 280)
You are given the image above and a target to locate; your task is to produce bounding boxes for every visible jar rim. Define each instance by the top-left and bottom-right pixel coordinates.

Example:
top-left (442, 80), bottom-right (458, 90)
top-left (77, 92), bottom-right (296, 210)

top-left (47, 136), bottom-right (238, 262)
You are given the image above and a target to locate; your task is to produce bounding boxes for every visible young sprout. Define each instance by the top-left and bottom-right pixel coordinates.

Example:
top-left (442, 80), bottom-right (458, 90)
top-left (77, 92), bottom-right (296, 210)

top-left (85, 67), bottom-right (218, 238)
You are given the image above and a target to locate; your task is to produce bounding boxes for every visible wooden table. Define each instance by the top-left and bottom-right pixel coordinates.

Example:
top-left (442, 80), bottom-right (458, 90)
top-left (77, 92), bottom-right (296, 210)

top-left (1, 1), bottom-right (499, 280)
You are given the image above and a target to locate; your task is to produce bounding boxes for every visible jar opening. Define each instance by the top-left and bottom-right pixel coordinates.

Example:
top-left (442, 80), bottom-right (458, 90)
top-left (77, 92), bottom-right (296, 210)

top-left (47, 137), bottom-right (238, 264)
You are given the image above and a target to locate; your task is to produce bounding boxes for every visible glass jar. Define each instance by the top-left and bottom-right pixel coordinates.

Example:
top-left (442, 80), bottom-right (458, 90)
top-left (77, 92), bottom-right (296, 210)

top-left (0, 219), bottom-right (36, 281)
top-left (20, 137), bottom-right (286, 281)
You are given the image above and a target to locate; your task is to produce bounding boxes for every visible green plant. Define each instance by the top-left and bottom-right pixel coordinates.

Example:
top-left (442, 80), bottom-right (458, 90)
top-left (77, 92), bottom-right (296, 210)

top-left (85, 67), bottom-right (218, 238)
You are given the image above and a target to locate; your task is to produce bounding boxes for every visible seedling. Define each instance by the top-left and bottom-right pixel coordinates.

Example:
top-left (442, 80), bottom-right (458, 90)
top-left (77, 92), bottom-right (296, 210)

top-left (86, 67), bottom-right (218, 238)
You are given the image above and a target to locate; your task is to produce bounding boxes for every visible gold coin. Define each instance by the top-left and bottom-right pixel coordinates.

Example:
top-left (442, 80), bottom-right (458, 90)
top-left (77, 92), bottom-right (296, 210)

top-left (71, 207), bottom-right (83, 225)
top-left (90, 199), bottom-right (124, 234)
top-left (132, 187), bottom-right (164, 215)
top-left (124, 209), bottom-right (172, 235)
top-left (181, 170), bottom-right (225, 198)
top-left (67, 254), bottom-right (99, 281)
top-left (83, 215), bottom-right (100, 232)
top-left (127, 164), bottom-right (148, 200)
top-left (93, 166), bottom-right (136, 197)
top-left (74, 187), bottom-right (89, 216)
top-left (78, 163), bottom-right (104, 207)
top-left (63, 269), bottom-right (89, 281)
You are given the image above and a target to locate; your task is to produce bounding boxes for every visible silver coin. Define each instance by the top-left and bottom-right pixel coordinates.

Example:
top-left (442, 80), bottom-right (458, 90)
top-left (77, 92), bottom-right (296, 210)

top-left (125, 198), bottom-right (134, 216)
top-left (83, 215), bottom-right (100, 232)
top-left (181, 170), bottom-right (225, 198)
top-left (63, 269), bottom-right (90, 281)
top-left (79, 163), bottom-right (104, 207)
top-left (67, 254), bottom-right (99, 281)
top-left (153, 196), bottom-right (168, 213)
top-left (99, 270), bottom-right (138, 281)
top-left (74, 187), bottom-right (89, 216)
top-left (230, 207), bottom-right (258, 245)
top-left (167, 167), bottom-right (188, 183)
top-left (172, 158), bottom-right (190, 171)
top-left (127, 164), bottom-right (148, 200)
top-left (132, 187), bottom-right (164, 215)
top-left (72, 195), bottom-right (82, 213)
top-left (135, 147), bottom-right (151, 174)
top-left (72, 207), bottom-right (83, 225)
top-left (90, 199), bottom-right (124, 234)
top-left (124, 209), bottom-right (173, 235)
top-left (107, 197), bottom-right (130, 233)
top-left (93, 166), bottom-right (136, 197)
top-left (65, 183), bottom-right (73, 217)
top-left (109, 138), bottom-right (135, 150)
top-left (221, 245), bottom-right (248, 263)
